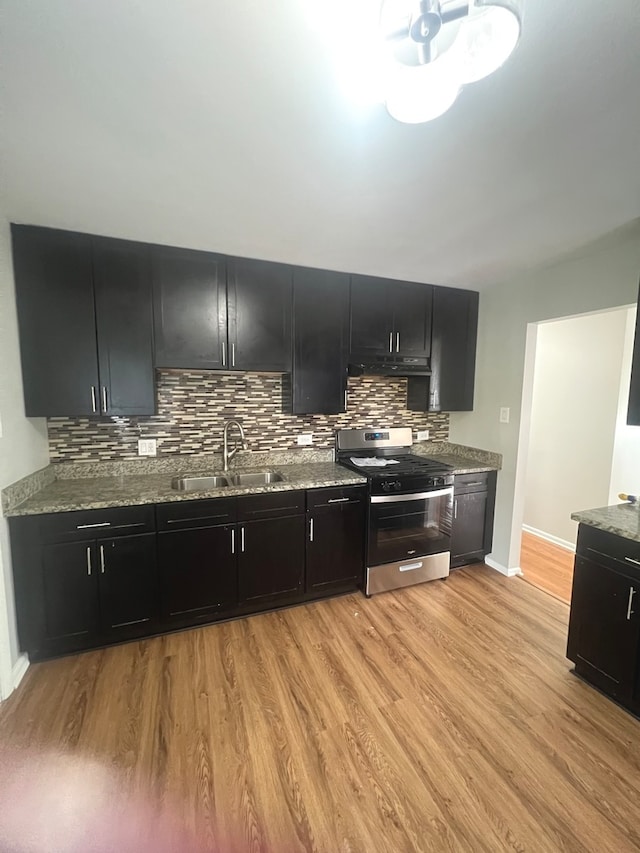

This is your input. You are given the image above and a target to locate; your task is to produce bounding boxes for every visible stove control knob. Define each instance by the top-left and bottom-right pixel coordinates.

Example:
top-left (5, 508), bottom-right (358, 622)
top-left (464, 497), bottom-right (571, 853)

top-left (381, 480), bottom-right (391, 492)
top-left (394, 481), bottom-right (402, 491)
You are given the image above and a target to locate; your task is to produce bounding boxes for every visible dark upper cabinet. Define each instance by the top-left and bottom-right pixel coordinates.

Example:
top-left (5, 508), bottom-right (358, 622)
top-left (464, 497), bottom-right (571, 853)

top-left (93, 238), bottom-right (155, 416)
top-left (227, 258), bottom-right (292, 372)
top-left (627, 278), bottom-right (640, 425)
top-left (407, 286), bottom-right (479, 413)
top-left (152, 245), bottom-right (227, 370)
top-left (292, 268), bottom-right (349, 414)
top-left (350, 275), bottom-right (433, 358)
top-left (567, 554), bottom-right (640, 704)
top-left (97, 532), bottom-right (159, 634)
top-left (12, 226), bottom-right (99, 416)
top-left (11, 225), bottom-right (156, 417)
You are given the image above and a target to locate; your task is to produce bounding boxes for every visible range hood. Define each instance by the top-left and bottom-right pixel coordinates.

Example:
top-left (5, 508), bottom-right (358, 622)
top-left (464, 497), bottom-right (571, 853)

top-left (348, 355), bottom-right (431, 377)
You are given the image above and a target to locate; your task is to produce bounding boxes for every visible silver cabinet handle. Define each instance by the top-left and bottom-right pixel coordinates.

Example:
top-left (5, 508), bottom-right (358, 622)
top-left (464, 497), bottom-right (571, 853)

top-left (624, 556), bottom-right (640, 567)
top-left (627, 586), bottom-right (636, 620)
top-left (77, 521), bottom-right (111, 530)
top-left (91, 386), bottom-right (97, 413)
top-left (388, 332), bottom-right (393, 353)
top-left (102, 386), bottom-right (108, 413)
top-left (241, 526), bottom-right (245, 552)
top-left (231, 528), bottom-right (235, 554)
top-left (231, 342), bottom-right (236, 367)
top-left (309, 518), bottom-right (314, 542)
top-left (222, 341), bottom-right (227, 366)
top-left (328, 497), bottom-right (349, 503)
top-left (344, 390), bottom-right (348, 411)
top-left (86, 546), bottom-right (92, 576)
top-left (454, 498), bottom-right (458, 519)
top-left (396, 332), bottom-right (400, 352)
top-left (99, 544), bottom-right (106, 574)
top-left (465, 481), bottom-right (485, 487)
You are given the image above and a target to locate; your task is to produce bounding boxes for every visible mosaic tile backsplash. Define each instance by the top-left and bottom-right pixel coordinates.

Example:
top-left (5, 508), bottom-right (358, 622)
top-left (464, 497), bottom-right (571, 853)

top-left (47, 371), bottom-right (450, 462)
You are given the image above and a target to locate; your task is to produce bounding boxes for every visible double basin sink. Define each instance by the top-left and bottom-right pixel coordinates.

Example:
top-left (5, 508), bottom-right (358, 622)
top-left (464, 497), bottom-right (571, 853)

top-left (172, 471), bottom-right (283, 492)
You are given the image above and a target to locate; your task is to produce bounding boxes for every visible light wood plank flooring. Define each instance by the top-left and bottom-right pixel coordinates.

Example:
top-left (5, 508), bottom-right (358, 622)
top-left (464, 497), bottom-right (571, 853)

top-left (520, 530), bottom-right (575, 603)
top-left (1, 566), bottom-right (639, 852)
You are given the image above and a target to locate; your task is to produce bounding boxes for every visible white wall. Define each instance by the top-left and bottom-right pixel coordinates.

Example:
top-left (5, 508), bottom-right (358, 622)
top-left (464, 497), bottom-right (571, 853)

top-left (523, 310), bottom-right (629, 547)
top-left (609, 306), bottom-right (640, 502)
top-left (449, 219), bottom-right (640, 572)
top-left (0, 215), bottom-right (49, 697)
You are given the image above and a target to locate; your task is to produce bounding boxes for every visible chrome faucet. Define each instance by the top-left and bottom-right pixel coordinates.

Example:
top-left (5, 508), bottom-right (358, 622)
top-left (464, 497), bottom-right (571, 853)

top-left (222, 419), bottom-right (248, 471)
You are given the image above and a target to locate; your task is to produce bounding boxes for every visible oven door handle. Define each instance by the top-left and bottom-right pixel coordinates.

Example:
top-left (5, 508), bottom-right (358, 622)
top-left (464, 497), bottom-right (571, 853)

top-left (370, 488), bottom-right (453, 504)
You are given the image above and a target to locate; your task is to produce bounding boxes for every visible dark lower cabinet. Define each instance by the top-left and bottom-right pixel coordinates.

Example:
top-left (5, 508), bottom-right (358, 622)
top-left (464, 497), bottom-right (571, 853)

top-left (567, 525), bottom-right (640, 713)
top-left (306, 487), bottom-right (366, 593)
top-left (450, 472), bottom-right (496, 568)
top-left (158, 525), bottom-right (237, 619)
top-left (97, 533), bottom-right (158, 634)
top-left (41, 541), bottom-right (98, 643)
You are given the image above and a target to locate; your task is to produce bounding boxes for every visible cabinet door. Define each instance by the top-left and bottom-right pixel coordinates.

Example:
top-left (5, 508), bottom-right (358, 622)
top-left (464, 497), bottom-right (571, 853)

top-left (158, 525), bottom-right (237, 619)
top-left (350, 275), bottom-right (394, 357)
top-left (152, 245), bottom-right (227, 370)
top-left (238, 515), bottom-right (305, 604)
top-left (41, 541), bottom-right (99, 641)
top-left (227, 258), bottom-right (292, 371)
top-left (567, 556), bottom-right (640, 702)
top-left (292, 268), bottom-right (349, 414)
top-left (393, 282), bottom-right (432, 356)
top-left (430, 286), bottom-right (478, 412)
top-left (307, 494), bottom-right (365, 592)
top-left (97, 533), bottom-right (159, 634)
top-left (93, 238), bottom-right (156, 416)
top-left (451, 490), bottom-right (487, 567)
top-left (11, 225), bottom-right (99, 417)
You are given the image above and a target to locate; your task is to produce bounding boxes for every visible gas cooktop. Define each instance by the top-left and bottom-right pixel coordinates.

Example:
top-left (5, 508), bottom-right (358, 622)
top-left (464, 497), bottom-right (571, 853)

top-left (335, 427), bottom-right (452, 481)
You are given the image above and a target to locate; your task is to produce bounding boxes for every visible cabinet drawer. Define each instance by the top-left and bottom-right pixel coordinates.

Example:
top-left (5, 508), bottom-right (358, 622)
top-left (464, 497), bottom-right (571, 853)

top-left (307, 485), bottom-right (367, 511)
top-left (38, 505), bottom-right (155, 544)
top-left (237, 490), bottom-right (305, 521)
top-left (577, 524), bottom-right (640, 580)
top-left (454, 472), bottom-right (489, 494)
top-left (156, 498), bottom-right (237, 531)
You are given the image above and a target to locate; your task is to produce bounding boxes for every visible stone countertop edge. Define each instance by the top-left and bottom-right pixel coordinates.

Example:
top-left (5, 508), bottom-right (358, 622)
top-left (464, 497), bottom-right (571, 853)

top-left (4, 463), bottom-right (368, 517)
top-left (571, 503), bottom-right (640, 545)
top-left (412, 441), bottom-right (502, 472)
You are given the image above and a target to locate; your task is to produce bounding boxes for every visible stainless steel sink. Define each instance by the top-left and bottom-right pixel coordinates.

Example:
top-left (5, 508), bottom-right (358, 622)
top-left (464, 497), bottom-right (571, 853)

top-left (171, 475), bottom-right (231, 491)
top-left (229, 471), bottom-right (283, 486)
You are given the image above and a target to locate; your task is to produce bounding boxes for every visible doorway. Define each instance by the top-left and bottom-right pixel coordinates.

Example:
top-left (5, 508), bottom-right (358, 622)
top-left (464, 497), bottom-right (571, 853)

top-left (517, 305), bottom-right (636, 602)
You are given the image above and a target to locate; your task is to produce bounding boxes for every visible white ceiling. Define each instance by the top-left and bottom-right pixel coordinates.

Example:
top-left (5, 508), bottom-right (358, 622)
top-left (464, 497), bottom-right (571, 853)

top-left (2, 0), bottom-right (640, 289)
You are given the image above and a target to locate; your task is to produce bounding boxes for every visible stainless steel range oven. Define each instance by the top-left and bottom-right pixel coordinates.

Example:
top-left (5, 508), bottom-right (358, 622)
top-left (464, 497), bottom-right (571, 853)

top-left (336, 427), bottom-right (453, 595)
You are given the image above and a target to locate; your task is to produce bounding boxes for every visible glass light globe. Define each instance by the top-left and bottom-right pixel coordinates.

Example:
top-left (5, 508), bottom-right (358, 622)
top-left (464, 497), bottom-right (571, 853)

top-left (456, 2), bottom-right (521, 85)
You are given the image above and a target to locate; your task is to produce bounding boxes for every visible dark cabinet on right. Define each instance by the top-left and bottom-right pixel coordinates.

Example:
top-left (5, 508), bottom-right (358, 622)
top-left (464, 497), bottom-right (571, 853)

top-left (350, 276), bottom-right (433, 359)
top-left (407, 286), bottom-right (479, 413)
top-left (567, 524), bottom-right (640, 713)
top-left (450, 471), bottom-right (496, 568)
top-left (306, 486), bottom-right (366, 594)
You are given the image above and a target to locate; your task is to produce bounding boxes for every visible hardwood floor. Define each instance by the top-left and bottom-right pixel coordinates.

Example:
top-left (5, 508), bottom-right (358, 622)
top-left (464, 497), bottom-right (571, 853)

top-left (2, 566), bottom-right (639, 852)
top-left (520, 530), bottom-right (575, 603)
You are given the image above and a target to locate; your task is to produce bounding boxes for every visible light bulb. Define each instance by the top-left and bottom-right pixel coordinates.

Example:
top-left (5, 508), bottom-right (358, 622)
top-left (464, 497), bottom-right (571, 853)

top-left (456, 2), bottom-right (521, 84)
top-left (385, 54), bottom-right (461, 123)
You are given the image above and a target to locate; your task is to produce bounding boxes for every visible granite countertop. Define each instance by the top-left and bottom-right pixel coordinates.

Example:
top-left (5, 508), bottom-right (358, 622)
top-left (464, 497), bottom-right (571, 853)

top-left (2, 442), bottom-right (501, 518)
top-left (571, 504), bottom-right (640, 544)
top-left (4, 462), bottom-right (367, 517)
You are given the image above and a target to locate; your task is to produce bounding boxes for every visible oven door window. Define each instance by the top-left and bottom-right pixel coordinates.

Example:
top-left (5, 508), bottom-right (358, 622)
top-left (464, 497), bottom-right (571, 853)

top-left (368, 490), bottom-right (453, 567)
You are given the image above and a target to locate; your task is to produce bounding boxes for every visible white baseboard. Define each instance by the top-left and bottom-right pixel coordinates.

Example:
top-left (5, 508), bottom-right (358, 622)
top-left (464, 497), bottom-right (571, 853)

top-left (485, 556), bottom-right (522, 577)
top-left (12, 653), bottom-right (29, 691)
top-left (522, 524), bottom-right (575, 553)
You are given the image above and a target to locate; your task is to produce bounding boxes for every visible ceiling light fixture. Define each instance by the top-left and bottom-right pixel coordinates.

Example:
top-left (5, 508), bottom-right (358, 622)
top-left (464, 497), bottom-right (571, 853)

top-left (381, 0), bottom-right (522, 122)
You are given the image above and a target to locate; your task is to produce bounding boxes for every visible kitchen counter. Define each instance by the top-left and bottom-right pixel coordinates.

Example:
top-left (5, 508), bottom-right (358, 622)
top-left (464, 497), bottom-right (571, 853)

top-left (571, 503), bottom-right (640, 544)
top-left (3, 461), bottom-right (367, 517)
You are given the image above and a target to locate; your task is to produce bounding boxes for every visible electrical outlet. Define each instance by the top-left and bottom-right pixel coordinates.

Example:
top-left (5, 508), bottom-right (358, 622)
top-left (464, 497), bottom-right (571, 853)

top-left (499, 407), bottom-right (510, 424)
top-left (138, 438), bottom-right (157, 456)
top-left (416, 429), bottom-right (429, 441)
top-left (297, 433), bottom-right (313, 446)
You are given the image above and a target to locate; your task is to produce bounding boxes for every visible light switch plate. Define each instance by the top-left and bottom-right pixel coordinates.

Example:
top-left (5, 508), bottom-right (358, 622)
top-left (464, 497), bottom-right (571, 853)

top-left (297, 433), bottom-right (313, 446)
top-left (416, 429), bottom-right (429, 441)
top-left (138, 438), bottom-right (157, 456)
top-left (499, 407), bottom-right (510, 424)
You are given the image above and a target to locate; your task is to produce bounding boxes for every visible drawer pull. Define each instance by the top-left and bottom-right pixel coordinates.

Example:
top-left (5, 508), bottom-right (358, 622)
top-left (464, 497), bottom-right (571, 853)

top-left (328, 497), bottom-right (350, 504)
top-left (624, 556), bottom-right (640, 567)
top-left (166, 514), bottom-right (228, 525)
top-left (463, 481), bottom-right (484, 487)
top-left (86, 546), bottom-right (92, 576)
top-left (627, 587), bottom-right (636, 620)
top-left (77, 521), bottom-right (111, 529)
top-left (399, 561), bottom-right (423, 572)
